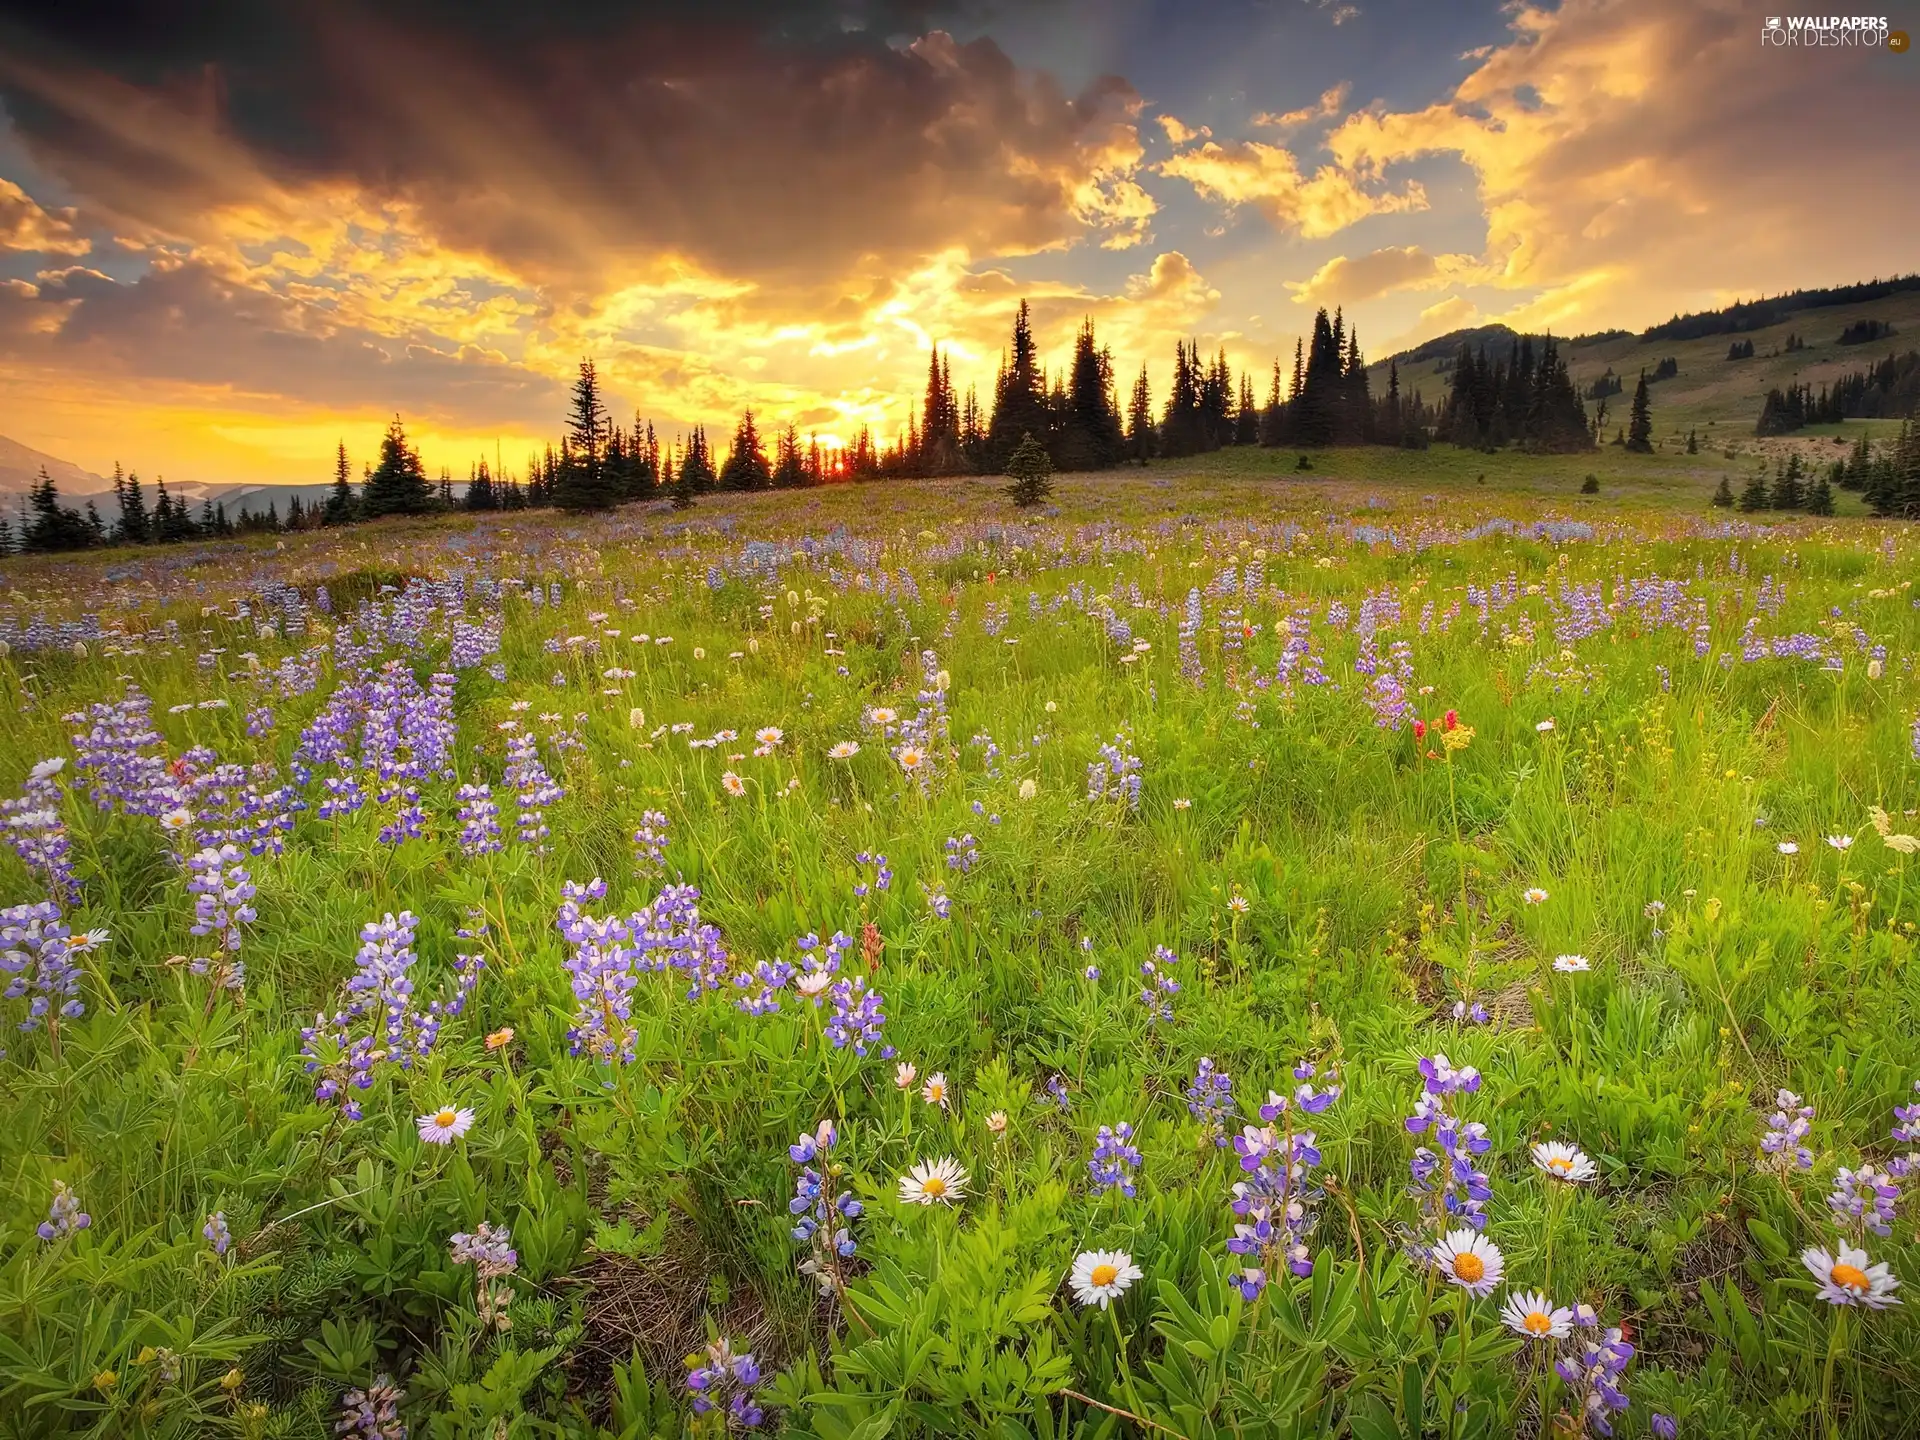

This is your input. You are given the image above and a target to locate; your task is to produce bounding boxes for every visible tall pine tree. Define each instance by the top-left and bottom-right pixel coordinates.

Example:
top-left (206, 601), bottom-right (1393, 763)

top-left (362, 418), bottom-right (433, 517)
top-left (555, 359), bottom-right (619, 511)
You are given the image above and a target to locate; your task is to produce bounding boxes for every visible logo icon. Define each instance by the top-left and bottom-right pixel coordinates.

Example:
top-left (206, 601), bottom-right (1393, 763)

top-left (1891, 28), bottom-right (1910, 51)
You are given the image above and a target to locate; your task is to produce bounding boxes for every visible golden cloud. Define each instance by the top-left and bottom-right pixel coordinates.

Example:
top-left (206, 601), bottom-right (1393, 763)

top-left (1286, 245), bottom-right (1482, 307)
top-left (1253, 82), bottom-right (1351, 130)
top-left (1156, 133), bottom-right (1427, 239)
top-left (0, 180), bottom-right (90, 256)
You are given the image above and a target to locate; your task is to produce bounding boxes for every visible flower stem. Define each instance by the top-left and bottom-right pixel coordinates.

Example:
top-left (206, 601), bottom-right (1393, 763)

top-left (1108, 1302), bottom-right (1148, 1425)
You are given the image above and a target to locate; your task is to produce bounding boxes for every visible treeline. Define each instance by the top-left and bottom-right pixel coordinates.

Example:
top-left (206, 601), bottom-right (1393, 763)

top-left (1754, 351), bottom-right (1920, 434)
top-left (0, 466), bottom-right (306, 556)
top-left (1642, 274), bottom-right (1920, 342)
top-left (1437, 334), bottom-right (1596, 452)
top-left (1717, 427), bottom-right (1920, 519)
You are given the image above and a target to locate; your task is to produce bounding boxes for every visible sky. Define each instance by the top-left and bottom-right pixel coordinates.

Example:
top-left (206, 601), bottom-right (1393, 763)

top-left (0, 0), bottom-right (1915, 487)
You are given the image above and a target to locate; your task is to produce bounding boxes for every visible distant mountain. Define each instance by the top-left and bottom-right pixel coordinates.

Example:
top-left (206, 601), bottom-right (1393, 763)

top-left (1385, 324), bottom-right (1630, 369)
top-left (1638, 274), bottom-right (1920, 344)
top-left (0, 434), bottom-right (107, 497)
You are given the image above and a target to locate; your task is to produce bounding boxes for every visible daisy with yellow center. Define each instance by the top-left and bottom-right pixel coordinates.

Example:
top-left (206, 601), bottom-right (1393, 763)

top-left (1803, 1243), bottom-right (1902, 1308)
top-left (720, 771), bottom-right (747, 797)
top-left (1069, 1249), bottom-right (1143, 1308)
top-left (896, 745), bottom-right (926, 773)
top-left (417, 1105), bottom-right (475, 1145)
top-left (867, 707), bottom-right (897, 727)
top-left (1531, 1142), bottom-right (1597, 1184)
top-left (1500, 1290), bottom-right (1573, 1340)
top-left (1431, 1229), bottom-right (1504, 1297)
top-left (1523, 887), bottom-right (1549, 905)
top-left (898, 1157), bottom-right (969, 1206)
top-left (828, 741), bottom-right (860, 760)
top-left (921, 1072), bottom-right (951, 1109)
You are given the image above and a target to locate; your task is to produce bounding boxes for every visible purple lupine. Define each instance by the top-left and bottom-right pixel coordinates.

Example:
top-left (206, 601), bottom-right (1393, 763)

top-left (455, 784), bottom-right (502, 856)
top-left (1138, 945), bottom-right (1180, 1023)
top-left (187, 844), bottom-right (256, 956)
top-left (299, 912), bottom-right (481, 1118)
top-left (1086, 733), bottom-right (1142, 810)
top-left (1, 901), bottom-right (97, 1033)
top-left (1406, 1053), bottom-right (1493, 1233)
top-left (449, 1221), bottom-right (518, 1330)
top-left (687, 1339), bottom-right (765, 1429)
top-left (556, 879), bottom-right (639, 1064)
top-left (1827, 1165), bottom-right (1901, 1240)
top-left (1554, 1323), bottom-right (1634, 1436)
top-left (788, 1120), bottom-right (862, 1295)
top-left (1760, 1089), bottom-right (1815, 1171)
top-left (37, 1180), bottom-right (90, 1241)
top-left (852, 850), bottom-right (892, 899)
top-left (336, 1375), bottom-right (406, 1440)
top-left (824, 974), bottom-right (892, 1057)
top-left (1224, 1062), bottom-right (1340, 1295)
top-left (632, 809), bottom-right (670, 877)
top-left (944, 833), bottom-right (979, 874)
top-left (504, 731), bottom-right (562, 849)
top-left (203, 1210), bottom-right (231, 1256)
top-left (3, 759), bottom-right (80, 907)
top-left (1184, 1057), bottom-right (1236, 1147)
top-left (1089, 1122), bottom-right (1142, 1197)
top-left (1894, 1079), bottom-right (1920, 1178)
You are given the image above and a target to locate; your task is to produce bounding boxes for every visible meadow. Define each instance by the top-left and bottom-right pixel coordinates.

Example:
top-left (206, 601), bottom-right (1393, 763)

top-left (1, 457), bottom-right (1917, 1440)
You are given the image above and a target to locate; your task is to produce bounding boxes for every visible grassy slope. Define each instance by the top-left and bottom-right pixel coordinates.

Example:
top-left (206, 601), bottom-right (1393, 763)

top-left (1373, 287), bottom-right (1920, 463)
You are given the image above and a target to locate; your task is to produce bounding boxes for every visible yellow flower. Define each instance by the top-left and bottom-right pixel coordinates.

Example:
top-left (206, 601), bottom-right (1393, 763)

top-left (1439, 725), bottom-right (1475, 753)
top-left (93, 1371), bottom-right (117, 1391)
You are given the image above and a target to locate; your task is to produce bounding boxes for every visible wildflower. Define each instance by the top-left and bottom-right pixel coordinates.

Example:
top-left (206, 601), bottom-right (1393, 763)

top-left (1523, 887), bottom-right (1549, 905)
top-left (829, 741), bottom-right (860, 760)
top-left (1553, 953), bottom-right (1591, 973)
top-left (417, 1105), bottom-right (475, 1145)
top-left (203, 1210), bottom-right (231, 1256)
top-left (1173, 797), bottom-right (1191, 811)
top-left (986, 1110), bottom-right (1008, 1135)
top-left (867, 706), bottom-right (897, 727)
top-left (687, 1339), bottom-right (765, 1429)
top-left (1652, 1416), bottom-right (1678, 1440)
top-left (1555, 1327), bottom-right (1634, 1434)
top-left (1069, 1249), bottom-right (1143, 1309)
top-left (1019, 777), bottom-right (1037, 800)
top-left (486, 1027), bottom-right (514, 1050)
top-left (720, 770), bottom-right (746, 797)
top-left (1501, 1290), bottom-right (1573, 1339)
top-left (898, 1156), bottom-right (969, 1206)
top-left (450, 1221), bottom-right (518, 1330)
top-left (1431, 1229), bottom-right (1504, 1297)
top-left (1760, 1090), bottom-right (1816, 1171)
top-left (896, 745), bottom-right (926, 773)
top-left (1531, 1141), bottom-right (1598, 1184)
top-left (895, 1061), bottom-right (918, 1090)
top-left (755, 726), bottom-right (784, 747)
top-left (37, 1180), bottom-right (90, 1241)
top-left (337, 1375), bottom-right (406, 1439)
top-left (1089, 1122), bottom-right (1142, 1197)
top-left (1802, 1244), bottom-right (1901, 1308)
top-left (1537, 718), bottom-right (1556, 732)
top-left (1777, 840), bottom-right (1799, 856)
top-left (1827, 1165), bottom-right (1901, 1239)
top-left (921, 1072), bottom-right (951, 1109)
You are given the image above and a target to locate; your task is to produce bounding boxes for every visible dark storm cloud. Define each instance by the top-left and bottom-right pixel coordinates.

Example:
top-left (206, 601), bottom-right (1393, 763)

top-left (0, 0), bottom-right (1141, 291)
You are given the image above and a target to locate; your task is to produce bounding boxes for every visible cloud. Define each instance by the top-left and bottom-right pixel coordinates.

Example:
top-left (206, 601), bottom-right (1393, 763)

top-left (1253, 82), bottom-right (1350, 130)
top-left (0, 179), bottom-right (89, 255)
top-left (1323, 0), bottom-right (1920, 330)
top-left (0, 18), bottom-right (1154, 296)
top-left (1285, 245), bottom-right (1481, 307)
top-left (1385, 294), bottom-right (1478, 352)
top-left (1157, 115), bottom-right (1211, 144)
top-left (1156, 138), bottom-right (1426, 239)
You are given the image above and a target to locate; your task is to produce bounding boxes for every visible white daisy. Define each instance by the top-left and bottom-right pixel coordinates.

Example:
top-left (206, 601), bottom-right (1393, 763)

top-left (28, 757), bottom-right (65, 781)
top-left (921, 1072), bottom-right (951, 1109)
top-left (867, 707), bottom-right (898, 727)
top-left (898, 1157), bottom-right (969, 1206)
top-left (720, 771), bottom-right (747, 797)
top-left (829, 741), bottom-right (860, 760)
top-left (1536, 719), bottom-right (1555, 733)
top-left (1500, 1290), bottom-right (1573, 1339)
top-left (795, 969), bottom-right (834, 1000)
top-left (1523, 887), bottom-right (1549, 905)
top-left (756, 727), bottom-right (784, 747)
top-left (896, 745), bottom-right (927, 773)
top-left (1431, 1229), bottom-right (1504, 1297)
top-left (1777, 841), bottom-right (1799, 856)
top-left (1531, 1141), bottom-right (1597, 1184)
top-left (1552, 954), bottom-right (1591, 973)
top-left (1069, 1249), bottom-right (1143, 1309)
top-left (1803, 1244), bottom-right (1902, 1308)
top-left (417, 1106), bottom-right (475, 1145)
top-left (1827, 835), bottom-right (1854, 851)
top-left (894, 1062), bottom-right (918, 1090)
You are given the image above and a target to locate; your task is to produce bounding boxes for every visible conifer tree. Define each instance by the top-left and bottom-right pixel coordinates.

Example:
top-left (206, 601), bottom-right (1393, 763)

top-left (1625, 372), bottom-right (1654, 452)
top-left (1807, 468), bottom-right (1836, 516)
top-left (323, 441), bottom-right (358, 525)
top-left (22, 468), bottom-right (94, 552)
top-left (1004, 432), bottom-right (1054, 509)
top-left (1260, 359), bottom-right (1286, 447)
top-left (680, 426), bottom-right (717, 494)
top-left (1738, 468), bottom-right (1771, 512)
top-left (1770, 453), bottom-right (1805, 510)
top-left (1125, 365), bottom-right (1156, 465)
top-left (773, 424), bottom-right (806, 488)
top-left (1711, 476), bottom-right (1735, 508)
top-left (718, 410), bottom-right (772, 491)
top-left (986, 301), bottom-right (1050, 470)
top-left (1056, 319), bottom-right (1124, 471)
top-left (555, 359), bottom-right (619, 511)
top-left (362, 418), bottom-right (433, 517)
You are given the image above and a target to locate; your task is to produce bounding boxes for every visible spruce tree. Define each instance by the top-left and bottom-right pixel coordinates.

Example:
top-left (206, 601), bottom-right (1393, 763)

top-left (1711, 476), bottom-right (1735, 508)
top-left (718, 410), bottom-right (772, 491)
top-left (22, 469), bottom-right (94, 552)
top-left (555, 359), bottom-right (619, 511)
top-left (1625, 372), bottom-right (1653, 452)
top-left (1738, 468), bottom-right (1771, 512)
top-left (773, 424), bottom-right (806, 488)
top-left (1159, 341), bottom-right (1207, 457)
top-left (1125, 365), bottom-right (1156, 464)
top-left (1770, 453), bottom-right (1805, 510)
top-left (1806, 469), bottom-right (1836, 516)
top-left (1261, 359), bottom-right (1286, 447)
top-left (1057, 319), bottom-right (1124, 471)
top-left (1004, 431), bottom-right (1054, 509)
top-left (324, 441), bottom-right (358, 525)
top-left (362, 418), bottom-right (433, 517)
top-left (985, 301), bottom-right (1050, 470)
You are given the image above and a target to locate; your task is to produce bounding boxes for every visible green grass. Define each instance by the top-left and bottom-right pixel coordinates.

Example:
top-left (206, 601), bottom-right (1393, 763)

top-left (0, 466), bottom-right (1916, 1439)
